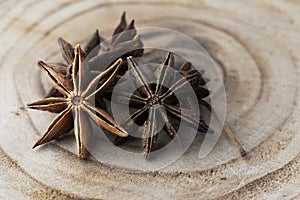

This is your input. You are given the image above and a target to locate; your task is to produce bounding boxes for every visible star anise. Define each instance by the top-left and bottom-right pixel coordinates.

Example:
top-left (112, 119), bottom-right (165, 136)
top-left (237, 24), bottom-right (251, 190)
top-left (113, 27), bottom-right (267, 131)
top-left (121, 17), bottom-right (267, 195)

top-left (47, 12), bottom-right (143, 99)
top-left (113, 52), bottom-right (246, 158)
top-left (89, 12), bottom-right (144, 71)
top-left (27, 45), bottom-right (128, 158)
top-left (113, 53), bottom-right (210, 158)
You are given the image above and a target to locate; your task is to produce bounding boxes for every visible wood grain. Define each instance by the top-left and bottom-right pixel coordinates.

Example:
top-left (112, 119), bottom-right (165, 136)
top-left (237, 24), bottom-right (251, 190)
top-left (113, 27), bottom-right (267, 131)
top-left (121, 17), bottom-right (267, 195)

top-left (0, 0), bottom-right (299, 199)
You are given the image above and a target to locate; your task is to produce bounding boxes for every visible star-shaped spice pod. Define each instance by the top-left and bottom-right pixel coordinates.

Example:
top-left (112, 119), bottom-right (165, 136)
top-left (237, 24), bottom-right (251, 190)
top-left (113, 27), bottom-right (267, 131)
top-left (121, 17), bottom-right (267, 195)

top-left (27, 45), bottom-right (128, 158)
top-left (113, 52), bottom-right (246, 158)
top-left (47, 12), bottom-right (143, 98)
top-left (113, 53), bottom-right (211, 158)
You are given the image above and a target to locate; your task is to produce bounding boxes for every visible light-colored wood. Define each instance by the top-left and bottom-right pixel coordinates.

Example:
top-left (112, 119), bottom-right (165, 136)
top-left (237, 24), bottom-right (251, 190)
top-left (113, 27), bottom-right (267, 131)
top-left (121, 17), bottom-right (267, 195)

top-left (0, 0), bottom-right (299, 199)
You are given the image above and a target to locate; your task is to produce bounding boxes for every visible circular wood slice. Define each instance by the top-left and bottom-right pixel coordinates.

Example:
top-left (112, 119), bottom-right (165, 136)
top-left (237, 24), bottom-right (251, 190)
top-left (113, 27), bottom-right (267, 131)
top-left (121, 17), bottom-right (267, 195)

top-left (0, 0), bottom-right (299, 199)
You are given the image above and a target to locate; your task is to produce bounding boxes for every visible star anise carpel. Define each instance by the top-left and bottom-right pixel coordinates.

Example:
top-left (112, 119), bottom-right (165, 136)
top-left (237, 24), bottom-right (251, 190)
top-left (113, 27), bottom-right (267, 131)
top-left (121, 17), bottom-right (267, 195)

top-left (27, 45), bottom-right (128, 158)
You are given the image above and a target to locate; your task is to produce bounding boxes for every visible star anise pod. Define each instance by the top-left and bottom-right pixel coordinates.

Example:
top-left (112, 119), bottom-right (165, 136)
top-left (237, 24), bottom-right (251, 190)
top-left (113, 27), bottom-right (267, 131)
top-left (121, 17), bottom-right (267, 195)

top-left (113, 52), bottom-right (246, 158)
top-left (27, 45), bottom-right (128, 158)
top-left (47, 12), bottom-right (143, 98)
top-left (95, 11), bottom-right (144, 65)
top-left (113, 53), bottom-right (210, 158)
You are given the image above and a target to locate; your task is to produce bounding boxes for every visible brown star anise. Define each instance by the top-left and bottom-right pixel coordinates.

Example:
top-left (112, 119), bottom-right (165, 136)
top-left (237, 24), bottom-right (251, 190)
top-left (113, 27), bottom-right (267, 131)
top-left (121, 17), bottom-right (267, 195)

top-left (27, 45), bottom-right (128, 158)
top-left (113, 53), bottom-right (210, 158)
top-left (89, 12), bottom-right (144, 71)
top-left (112, 52), bottom-right (246, 158)
top-left (47, 12), bottom-right (143, 98)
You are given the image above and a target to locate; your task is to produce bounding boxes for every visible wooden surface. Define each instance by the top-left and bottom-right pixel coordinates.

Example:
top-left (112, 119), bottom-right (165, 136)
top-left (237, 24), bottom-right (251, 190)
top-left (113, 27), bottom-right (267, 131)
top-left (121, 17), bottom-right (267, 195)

top-left (0, 0), bottom-right (300, 199)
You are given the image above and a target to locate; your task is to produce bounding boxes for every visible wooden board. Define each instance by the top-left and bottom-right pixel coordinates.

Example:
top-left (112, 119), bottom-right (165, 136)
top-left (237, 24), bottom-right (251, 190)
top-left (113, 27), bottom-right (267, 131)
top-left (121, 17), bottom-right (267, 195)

top-left (0, 0), bottom-right (299, 199)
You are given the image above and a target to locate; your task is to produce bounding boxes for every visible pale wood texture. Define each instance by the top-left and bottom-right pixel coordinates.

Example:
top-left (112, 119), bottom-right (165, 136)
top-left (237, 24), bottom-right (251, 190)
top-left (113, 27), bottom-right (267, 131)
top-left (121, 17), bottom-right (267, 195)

top-left (0, 0), bottom-right (300, 199)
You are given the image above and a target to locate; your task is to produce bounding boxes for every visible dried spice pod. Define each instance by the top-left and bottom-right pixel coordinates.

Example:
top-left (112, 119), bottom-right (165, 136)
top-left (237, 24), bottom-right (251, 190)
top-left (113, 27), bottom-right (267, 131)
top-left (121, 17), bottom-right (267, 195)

top-left (89, 12), bottom-right (144, 73)
top-left (46, 12), bottom-right (143, 99)
top-left (112, 52), bottom-right (246, 159)
top-left (112, 53), bottom-right (211, 159)
top-left (27, 45), bottom-right (128, 158)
